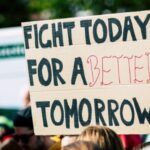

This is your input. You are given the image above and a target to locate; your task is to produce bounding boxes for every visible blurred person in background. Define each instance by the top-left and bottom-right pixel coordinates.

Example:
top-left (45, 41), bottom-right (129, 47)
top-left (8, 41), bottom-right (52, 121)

top-left (13, 106), bottom-right (61, 150)
top-left (77, 125), bottom-right (124, 150)
top-left (0, 116), bottom-right (14, 143)
top-left (62, 141), bottom-right (100, 150)
top-left (0, 116), bottom-right (20, 150)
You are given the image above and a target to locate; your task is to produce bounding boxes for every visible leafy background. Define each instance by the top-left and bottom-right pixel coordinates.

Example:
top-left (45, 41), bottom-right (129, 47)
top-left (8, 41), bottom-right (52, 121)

top-left (0, 0), bottom-right (150, 27)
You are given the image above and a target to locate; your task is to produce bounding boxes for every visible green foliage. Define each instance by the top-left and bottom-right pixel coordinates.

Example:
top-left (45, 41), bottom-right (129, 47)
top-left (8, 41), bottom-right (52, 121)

top-left (0, 0), bottom-right (150, 27)
top-left (29, 0), bottom-right (51, 12)
top-left (48, 0), bottom-right (74, 18)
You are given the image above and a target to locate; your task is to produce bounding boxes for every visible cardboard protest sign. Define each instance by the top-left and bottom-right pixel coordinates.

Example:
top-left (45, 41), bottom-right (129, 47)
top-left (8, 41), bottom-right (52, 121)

top-left (22, 10), bottom-right (150, 135)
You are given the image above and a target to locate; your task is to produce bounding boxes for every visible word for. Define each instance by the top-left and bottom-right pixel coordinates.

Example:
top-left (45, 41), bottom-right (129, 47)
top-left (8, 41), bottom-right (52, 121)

top-left (36, 97), bottom-right (150, 128)
top-left (27, 57), bottom-right (87, 86)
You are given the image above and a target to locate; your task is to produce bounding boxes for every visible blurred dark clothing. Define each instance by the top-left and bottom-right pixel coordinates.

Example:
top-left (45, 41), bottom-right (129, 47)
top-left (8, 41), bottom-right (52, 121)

top-left (13, 107), bottom-right (61, 150)
top-left (0, 138), bottom-right (21, 150)
top-left (13, 106), bottom-right (33, 129)
top-left (0, 116), bottom-right (14, 143)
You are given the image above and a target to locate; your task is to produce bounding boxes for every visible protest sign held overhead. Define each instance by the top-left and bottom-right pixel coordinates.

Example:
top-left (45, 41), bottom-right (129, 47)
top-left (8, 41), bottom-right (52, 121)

top-left (22, 10), bottom-right (150, 135)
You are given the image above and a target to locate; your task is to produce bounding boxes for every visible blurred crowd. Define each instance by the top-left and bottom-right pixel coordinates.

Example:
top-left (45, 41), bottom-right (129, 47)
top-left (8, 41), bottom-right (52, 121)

top-left (0, 91), bottom-right (149, 150)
